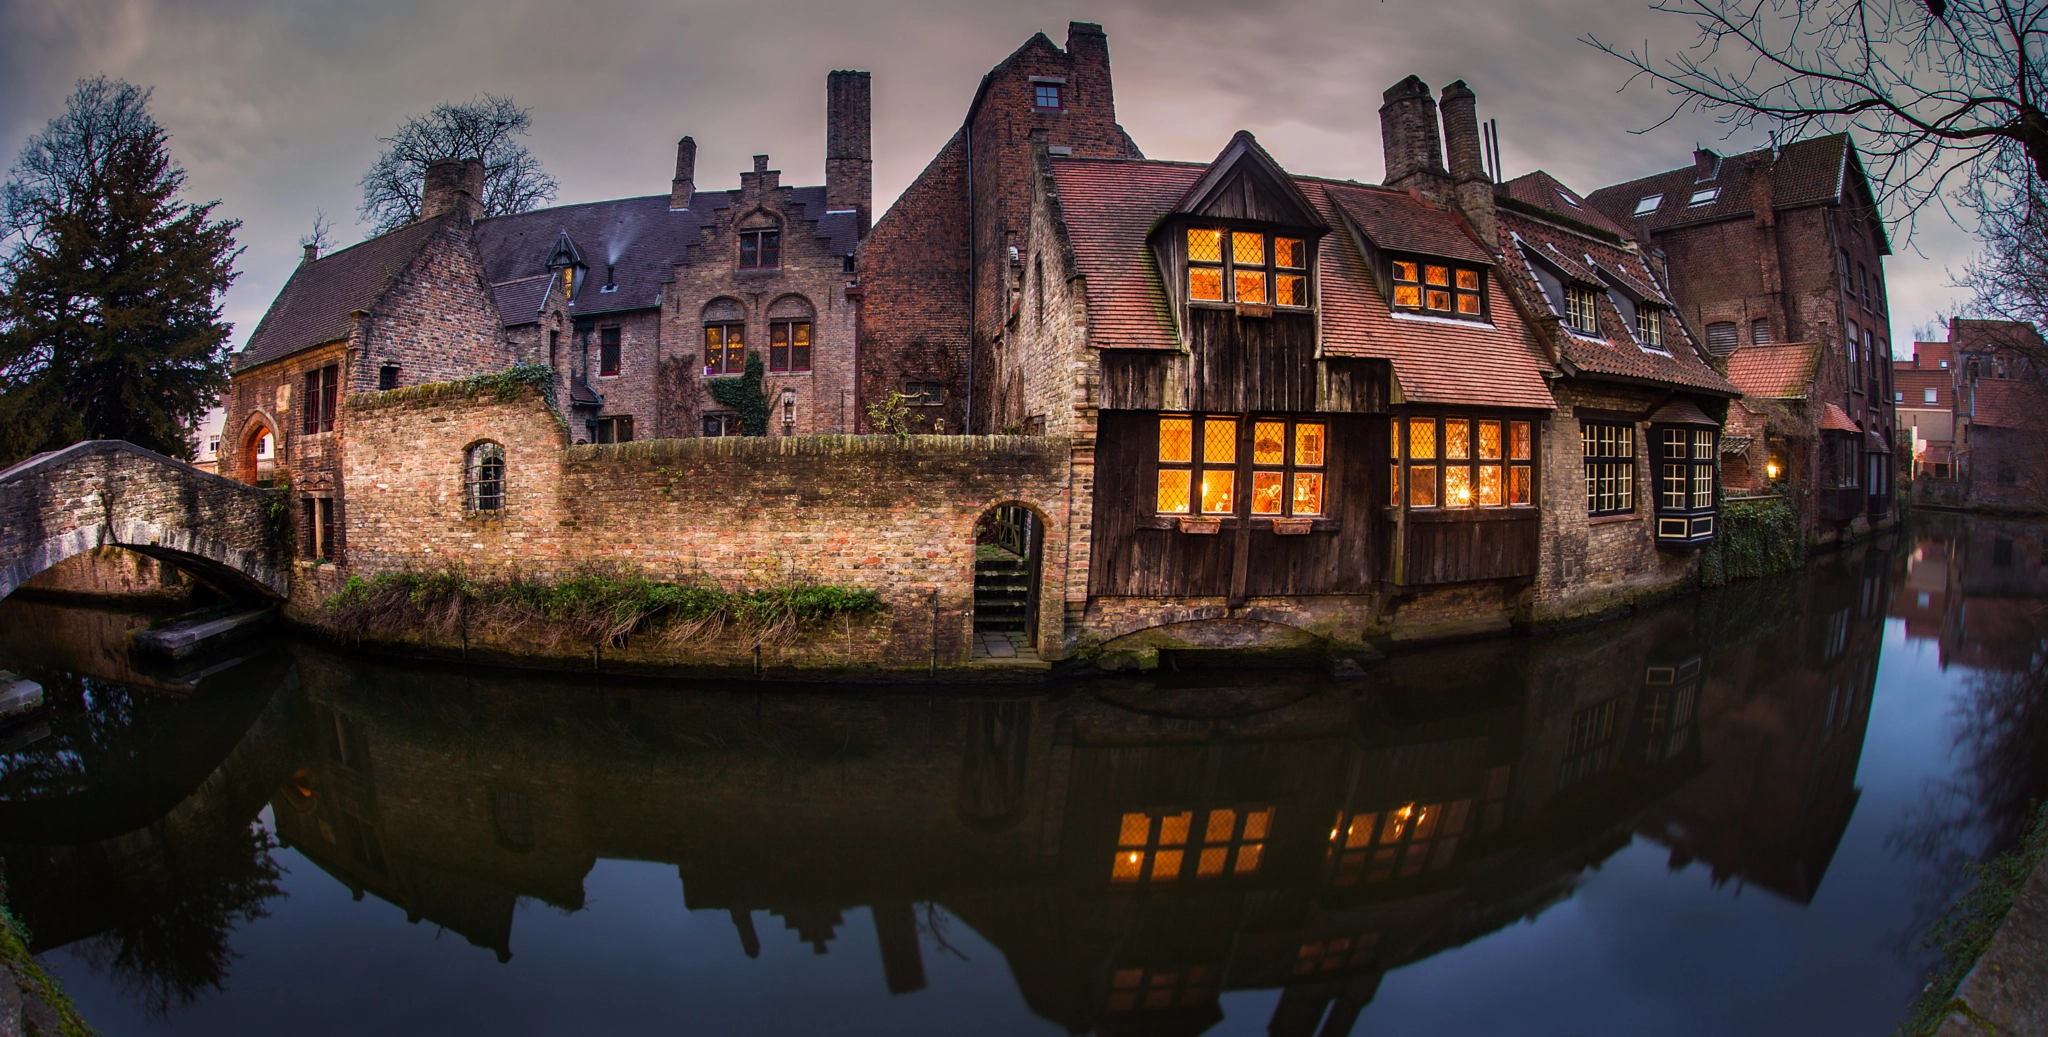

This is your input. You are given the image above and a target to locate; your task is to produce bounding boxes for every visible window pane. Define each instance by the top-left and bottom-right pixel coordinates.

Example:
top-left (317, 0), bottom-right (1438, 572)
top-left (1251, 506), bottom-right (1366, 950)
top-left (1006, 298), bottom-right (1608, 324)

top-left (1663, 428), bottom-right (1687, 460)
top-left (1394, 285), bottom-right (1422, 308)
top-left (1275, 238), bottom-right (1304, 268)
top-left (1509, 464), bottom-right (1532, 505)
top-left (1293, 472), bottom-right (1324, 515)
top-left (1234, 842), bottom-right (1264, 874)
top-left (1425, 265), bottom-right (1449, 286)
top-left (1252, 471), bottom-right (1285, 514)
top-left (1662, 463), bottom-right (1687, 509)
top-left (1150, 849), bottom-right (1183, 881)
top-left (1253, 421), bottom-right (1286, 464)
top-left (1478, 420), bottom-right (1501, 459)
top-left (1158, 812), bottom-right (1192, 846)
top-left (1197, 847), bottom-right (1228, 877)
top-left (1204, 418), bottom-right (1237, 464)
top-left (1445, 420), bottom-right (1470, 459)
top-left (1444, 466), bottom-right (1472, 507)
top-left (1390, 465), bottom-right (1400, 507)
top-left (1276, 275), bottom-right (1305, 306)
top-left (1408, 466), bottom-right (1436, 507)
top-left (761, 232), bottom-right (779, 266)
top-left (1190, 267), bottom-right (1224, 301)
top-left (1232, 232), bottom-right (1265, 265)
top-left (1201, 470), bottom-right (1234, 514)
top-left (1693, 464), bottom-right (1714, 508)
top-left (1390, 421), bottom-right (1401, 458)
top-left (1120, 813), bottom-right (1151, 846)
top-left (1205, 809), bottom-right (1237, 843)
top-left (1112, 850), bottom-right (1144, 882)
top-left (1408, 419), bottom-right (1436, 460)
top-left (1159, 418), bottom-right (1192, 462)
top-left (1427, 289), bottom-right (1452, 311)
top-left (1455, 269), bottom-right (1480, 291)
top-left (1510, 422), bottom-right (1531, 459)
top-left (1244, 808), bottom-right (1272, 839)
top-left (1235, 270), bottom-right (1266, 304)
top-left (1158, 470), bottom-right (1190, 513)
top-left (1393, 261), bottom-right (1418, 282)
top-left (1296, 423), bottom-right (1326, 466)
top-left (770, 322), bottom-right (789, 372)
top-left (1189, 229), bottom-right (1222, 263)
top-left (1694, 430), bottom-right (1713, 459)
top-left (1477, 464), bottom-right (1502, 505)
top-left (1457, 292), bottom-right (1481, 314)
top-left (1412, 804), bottom-right (1441, 841)
top-left (1346, 814), bottom-right (1376, 849)
top-left (1382, 806), bottom-right (1411, 843)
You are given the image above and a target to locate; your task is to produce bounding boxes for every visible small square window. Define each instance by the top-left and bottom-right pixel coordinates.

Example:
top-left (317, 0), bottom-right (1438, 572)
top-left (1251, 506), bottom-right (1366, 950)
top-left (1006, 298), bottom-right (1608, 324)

top-left (1633, 194), bottom-right (1663, 215)
top-left (1034, 83), bottom-right (1062, 109)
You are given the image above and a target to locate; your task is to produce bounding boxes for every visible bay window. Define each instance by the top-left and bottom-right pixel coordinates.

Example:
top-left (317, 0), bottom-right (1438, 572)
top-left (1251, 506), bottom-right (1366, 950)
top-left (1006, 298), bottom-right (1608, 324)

top-left (1582, 421), bottom-right (1635, 516)
top-left (1653, 424), bottom-right (1717, 545)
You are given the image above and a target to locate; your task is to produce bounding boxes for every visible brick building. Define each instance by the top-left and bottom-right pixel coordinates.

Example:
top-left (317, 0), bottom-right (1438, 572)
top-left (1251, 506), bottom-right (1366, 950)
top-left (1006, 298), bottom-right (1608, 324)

top-left (1949, 319), bottom-right (2048, 512)
top-left (1895, 338), bottom-right (1957, 481)
top-left (1588, 136), bottom-right (1899, 537)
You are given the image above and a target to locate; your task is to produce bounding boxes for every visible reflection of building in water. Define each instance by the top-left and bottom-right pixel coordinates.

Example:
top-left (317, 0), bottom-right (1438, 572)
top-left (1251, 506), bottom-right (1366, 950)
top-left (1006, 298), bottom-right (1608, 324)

top-left (1892, 516), bottom-right (2048, 673)
top-left (1638, 546), bottom-right (1887, 903)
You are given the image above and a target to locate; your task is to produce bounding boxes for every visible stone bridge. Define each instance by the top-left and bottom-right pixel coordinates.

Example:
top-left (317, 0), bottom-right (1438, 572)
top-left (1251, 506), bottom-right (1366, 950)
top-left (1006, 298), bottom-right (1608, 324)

top-left (0, 440), bottom-right (286, 601)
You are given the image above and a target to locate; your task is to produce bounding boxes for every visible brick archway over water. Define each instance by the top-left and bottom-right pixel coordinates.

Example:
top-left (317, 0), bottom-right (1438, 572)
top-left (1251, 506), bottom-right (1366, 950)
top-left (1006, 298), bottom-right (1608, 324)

top-left (0, 440), bottom-right (287, 601)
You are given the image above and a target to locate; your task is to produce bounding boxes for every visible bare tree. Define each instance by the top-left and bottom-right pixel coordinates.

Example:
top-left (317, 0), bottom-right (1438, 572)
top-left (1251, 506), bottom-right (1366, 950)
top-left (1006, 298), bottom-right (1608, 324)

top-left (358, 95), bottom-right (558, 234)
top-left (298, 208), bottom-right (333, 255)
top-left (1588, 0), bottom-right (2048, 231)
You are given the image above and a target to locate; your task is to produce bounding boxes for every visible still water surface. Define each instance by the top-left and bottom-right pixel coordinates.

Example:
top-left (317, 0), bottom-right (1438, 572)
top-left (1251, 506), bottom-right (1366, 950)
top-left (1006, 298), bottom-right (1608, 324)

top-left (4, 515), bottom-right (2045, 1035)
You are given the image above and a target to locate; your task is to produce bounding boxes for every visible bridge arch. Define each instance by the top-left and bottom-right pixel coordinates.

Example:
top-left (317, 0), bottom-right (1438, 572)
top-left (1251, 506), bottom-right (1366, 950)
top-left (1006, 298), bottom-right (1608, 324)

top-left (0, 440), bottom-right (287, 601)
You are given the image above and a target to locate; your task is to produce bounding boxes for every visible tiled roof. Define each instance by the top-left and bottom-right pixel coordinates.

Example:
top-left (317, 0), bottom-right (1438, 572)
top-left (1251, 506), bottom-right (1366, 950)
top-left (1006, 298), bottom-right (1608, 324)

top-left (1648, 397), bottom-right (1718, 426)
top-left (1585, 135), bottom-right (1869, 246)
top-left (492, 274), bottom-right (553, 328)
top-left (1972, 379), bottom-right (2048, 430)
top-left (237, 216), bottom-right (448, 371)
top-left (1725, 343), bottom-right (1822, 399)
top-left (1820, 402), bottom-right (1862, 433)
top-left (1495, 208), bottom-right (1736, 396)
top-left (1047, 156), bottom-right (1556, 410)
top-left (1502, 171), bottom-right (1628, 239)
top-left (473, 186), bottom-right (857, 318)
top-left (568, 374), bottom-right (602, 407)
top-left (1894, 368), bottom-right (1951, 407)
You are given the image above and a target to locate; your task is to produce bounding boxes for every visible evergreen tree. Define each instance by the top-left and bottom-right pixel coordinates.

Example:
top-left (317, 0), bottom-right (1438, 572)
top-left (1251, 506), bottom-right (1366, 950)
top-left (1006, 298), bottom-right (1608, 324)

top-left (0, 76), bottom-right (240, 467)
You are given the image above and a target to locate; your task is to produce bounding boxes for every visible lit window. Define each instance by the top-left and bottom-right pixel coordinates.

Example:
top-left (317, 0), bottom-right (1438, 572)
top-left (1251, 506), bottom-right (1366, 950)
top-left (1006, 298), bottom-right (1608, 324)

top-left (1396, 417), bottom-right (1530, 509)
top-left (704, 323), bottom-right (744, 375)
top-left (466, 441), bottom-right (505, 512)
top-left (1583, 421), bottom-right (1635, 516)
top-left (1637, 307), bottom-right (1664, 349)
top-left (769, 320), bottom-right (811, 372)
top-left (738, 230), bottom-right (780, 269)
top-left (1633, 194), bottom-right (1663, 215)
top-left (1112, 807), bottom-right (1272, 884)
top-left (1688, 187), bottom-right (1719, 207)
top-left (1392, 259), bottom-right (1482, 318)
top-left (1185, 229), bottom-right (1308, 308)
top-left (1564, 285), bottom-right (1600, 334)
top-left (1033, 83), bottom-right (1062, 109)
top-left (1160, 415), bottom-right (1324, 518)
top-left (1326, 799), bottom-right (1471, 886)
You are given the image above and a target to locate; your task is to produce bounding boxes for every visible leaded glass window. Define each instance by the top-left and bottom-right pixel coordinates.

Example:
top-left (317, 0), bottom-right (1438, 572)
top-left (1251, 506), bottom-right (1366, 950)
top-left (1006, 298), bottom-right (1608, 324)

top-left (1185, 228), bottom-right (1309, 308)
top-left (1395, 417), bottom-right (1532, 510)
top-left (466, 441), bottom-right (505, 513)
top-left (1159, 415), bottom-right (1325, 518)
top-left (1391, 258), bottom-right (1483, 319)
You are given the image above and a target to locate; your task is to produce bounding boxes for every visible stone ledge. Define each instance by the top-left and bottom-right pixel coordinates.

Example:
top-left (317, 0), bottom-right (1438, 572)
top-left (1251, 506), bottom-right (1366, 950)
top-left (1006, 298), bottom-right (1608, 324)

top-left (1936, 854), bottom-right (2048, 1036)
top-left (564, 433), bottom-right (1071, 464)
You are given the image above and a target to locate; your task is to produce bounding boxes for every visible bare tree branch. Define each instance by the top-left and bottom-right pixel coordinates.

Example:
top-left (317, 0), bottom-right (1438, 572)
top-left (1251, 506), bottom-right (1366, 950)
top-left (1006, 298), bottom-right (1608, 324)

top-left (358, 94), bottom-right (558, 235)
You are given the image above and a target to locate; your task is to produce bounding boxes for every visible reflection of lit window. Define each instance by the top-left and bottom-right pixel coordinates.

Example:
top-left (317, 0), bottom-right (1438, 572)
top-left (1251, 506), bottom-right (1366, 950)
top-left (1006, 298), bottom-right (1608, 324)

top-left (1293, 933), bottom-right (1380, 975)
top-left (1107, 965), bottom-right (1216, 1012)
top-left (1326, 800), bottom-right (1470, 885)
top-left (1112, 807), bottom-right (1272, 883)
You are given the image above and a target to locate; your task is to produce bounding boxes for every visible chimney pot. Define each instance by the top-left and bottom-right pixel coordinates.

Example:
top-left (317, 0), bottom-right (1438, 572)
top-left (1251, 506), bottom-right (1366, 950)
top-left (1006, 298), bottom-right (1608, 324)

top-left (1379, 75), bottom-right (1449, 201)
top-left (671, 136), bottom-right (697, 210)
top-left (1438, 80), bottom-right (1497, 249)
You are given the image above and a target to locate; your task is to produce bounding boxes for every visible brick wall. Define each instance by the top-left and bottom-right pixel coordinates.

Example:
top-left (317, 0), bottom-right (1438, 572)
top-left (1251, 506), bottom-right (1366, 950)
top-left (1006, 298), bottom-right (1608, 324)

top-left (334, 385), bottom-right (1073, 675)
top-left (856, 131), bottom-right (973, 435)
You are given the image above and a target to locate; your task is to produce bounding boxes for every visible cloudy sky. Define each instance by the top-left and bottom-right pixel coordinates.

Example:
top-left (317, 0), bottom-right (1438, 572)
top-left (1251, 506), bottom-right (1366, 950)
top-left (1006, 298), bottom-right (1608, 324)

top-left (0, 0), bottom-right (1978, 356)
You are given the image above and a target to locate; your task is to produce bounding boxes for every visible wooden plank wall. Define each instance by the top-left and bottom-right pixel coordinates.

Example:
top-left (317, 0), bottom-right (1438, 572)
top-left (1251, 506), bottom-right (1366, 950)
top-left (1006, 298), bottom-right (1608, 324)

top-left (1402, 512), bottom-right (1540, 585)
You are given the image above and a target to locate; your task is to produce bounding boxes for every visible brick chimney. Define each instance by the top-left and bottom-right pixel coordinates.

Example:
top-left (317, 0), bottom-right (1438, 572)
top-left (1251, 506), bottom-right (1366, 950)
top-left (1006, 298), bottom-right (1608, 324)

top-left (825, 71), bottom-right (871, 235)
top-left (671, 136), bottom-right (697, 211)
top-left (1380, 76), bottom-right (1450, 203)
top-left (1438, 80), bottom-right (1497, 248)
top-left (740, 154), bottom-right (779, 199)
top-left (1694, 147), bottom-right (1721, 180)
top-left (421, 158), bottom-right (485, 223)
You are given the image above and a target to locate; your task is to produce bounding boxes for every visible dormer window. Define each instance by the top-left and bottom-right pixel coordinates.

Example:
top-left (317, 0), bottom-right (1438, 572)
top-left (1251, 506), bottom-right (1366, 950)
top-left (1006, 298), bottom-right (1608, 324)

top-left (1186, 228), bottom-right (1308, 308)
top-left (1564, 285), bottom-right (1600, 334)
top-left (739, 230), bottom-right (780, 269)
top-left (1391, 260), bottom-right (1482, 318)
top-left (1636, 306), bottom-right (1664, 349)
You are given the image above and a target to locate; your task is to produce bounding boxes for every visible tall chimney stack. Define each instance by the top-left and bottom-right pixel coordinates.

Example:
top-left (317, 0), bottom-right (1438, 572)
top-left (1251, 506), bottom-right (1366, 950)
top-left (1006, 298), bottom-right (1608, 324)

top-left (1439, 81), bottom-right (1497, 248)
top-left (1379, 76), bottom-right (1450, 203)
top-left (825, 71), bottom-right (872, 236)
top-left (421, 158), bottom-right (486, 224)
top-left (671, 136), bottom-right (696, 211)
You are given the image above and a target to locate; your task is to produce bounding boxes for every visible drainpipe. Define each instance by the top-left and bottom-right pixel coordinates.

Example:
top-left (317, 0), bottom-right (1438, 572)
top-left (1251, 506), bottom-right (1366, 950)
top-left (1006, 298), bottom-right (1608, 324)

top-left (965, 119), bottom-right (976, 435)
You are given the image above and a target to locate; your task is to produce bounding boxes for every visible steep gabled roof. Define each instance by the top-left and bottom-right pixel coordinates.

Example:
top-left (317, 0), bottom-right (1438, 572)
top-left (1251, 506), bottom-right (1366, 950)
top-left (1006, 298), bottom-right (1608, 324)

top-left (1725, 343), bottom-right (1823, 399)
top-left (1168, 131), bottom-right (1328, 230)
top-left (1049, 158), bottom-right (1203, 350)
top-left (1503, 171), bottom-right (1628, 239)
top-left (1326, 185), bottom-right (1494, 266)
top-left (1586, 135), bottom-right (1884, 252)
top-left (237, 215), bottom-right (449, 371)
top-left (491, 273), bottom-right (554, 328)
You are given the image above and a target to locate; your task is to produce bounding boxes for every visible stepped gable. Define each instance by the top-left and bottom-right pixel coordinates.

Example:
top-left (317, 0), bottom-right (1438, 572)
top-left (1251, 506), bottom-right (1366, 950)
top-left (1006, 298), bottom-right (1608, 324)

top-left (1725, 343), bottom-right (1823, 400)
top-left (237, 216), bottom-right (448, 370)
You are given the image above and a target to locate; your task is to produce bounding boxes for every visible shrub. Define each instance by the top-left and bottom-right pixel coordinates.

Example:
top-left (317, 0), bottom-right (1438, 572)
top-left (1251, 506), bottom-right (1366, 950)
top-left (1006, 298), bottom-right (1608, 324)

top-left (1700, 496), bottom-right (1804, 587)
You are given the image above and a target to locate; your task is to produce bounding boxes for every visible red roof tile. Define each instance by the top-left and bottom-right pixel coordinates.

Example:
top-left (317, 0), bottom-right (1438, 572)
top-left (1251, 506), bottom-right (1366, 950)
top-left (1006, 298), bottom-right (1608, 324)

top-left (1726, 343), bottom-right (1822, 399)
top-left (1820, 402), bottom-right (1862, 433)
top-left (1049, 159), bottom-right (1202, 351)
top-left (1503, 171), bottom-right (1628, 239)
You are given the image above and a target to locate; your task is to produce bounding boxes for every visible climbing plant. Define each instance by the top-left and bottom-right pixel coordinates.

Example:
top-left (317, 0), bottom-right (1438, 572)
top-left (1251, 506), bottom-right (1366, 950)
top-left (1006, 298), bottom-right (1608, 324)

top-left (705, 351), bottom-right (769, 436)
top-left (1699, 496), bottom-right (1804, 586)
top-left (865, 390), bottom-right (914, 441)
top-left (264, 471), bottom-right (295, 556)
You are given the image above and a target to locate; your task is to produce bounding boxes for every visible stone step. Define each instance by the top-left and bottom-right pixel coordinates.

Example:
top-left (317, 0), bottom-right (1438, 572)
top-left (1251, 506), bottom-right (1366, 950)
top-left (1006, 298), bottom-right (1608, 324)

top-left (131, 608), bottom-right (275, 660)
top-left (975, 561), bottom-right (1031, 575)
top-left (974, 619), bottom-right (1028, 632)
top-left (975, 585), bottom-right (1031, 598)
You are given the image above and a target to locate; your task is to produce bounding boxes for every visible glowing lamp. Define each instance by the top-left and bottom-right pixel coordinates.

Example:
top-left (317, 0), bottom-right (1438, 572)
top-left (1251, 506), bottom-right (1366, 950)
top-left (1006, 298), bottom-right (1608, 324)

top-left (1766, 459), bottom-right (1782, 480)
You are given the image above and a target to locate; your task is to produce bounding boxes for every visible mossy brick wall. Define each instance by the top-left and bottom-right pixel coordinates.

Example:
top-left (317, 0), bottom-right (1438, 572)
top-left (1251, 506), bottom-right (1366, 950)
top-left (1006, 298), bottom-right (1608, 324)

top-left (336, 385), bottom-right (1073, 674)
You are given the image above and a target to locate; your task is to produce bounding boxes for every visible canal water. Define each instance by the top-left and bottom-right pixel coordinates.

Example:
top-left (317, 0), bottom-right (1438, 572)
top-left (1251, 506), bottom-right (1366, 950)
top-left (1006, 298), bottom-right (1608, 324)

top-left (2, 514), bottom-right (2044, 1035)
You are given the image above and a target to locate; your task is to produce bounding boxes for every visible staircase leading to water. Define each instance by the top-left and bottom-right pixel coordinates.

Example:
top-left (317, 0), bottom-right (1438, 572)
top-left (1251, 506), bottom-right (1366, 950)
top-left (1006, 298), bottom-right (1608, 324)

top-left (973, 548), bottom-right (1031, 634)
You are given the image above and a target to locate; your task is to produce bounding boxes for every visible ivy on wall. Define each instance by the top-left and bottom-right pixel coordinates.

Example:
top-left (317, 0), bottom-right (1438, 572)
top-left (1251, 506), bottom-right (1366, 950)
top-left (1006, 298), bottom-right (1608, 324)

top-left (705, 351), bottom-right (770, 436)
top-left (1699, 496), bottom-right (1806, 586)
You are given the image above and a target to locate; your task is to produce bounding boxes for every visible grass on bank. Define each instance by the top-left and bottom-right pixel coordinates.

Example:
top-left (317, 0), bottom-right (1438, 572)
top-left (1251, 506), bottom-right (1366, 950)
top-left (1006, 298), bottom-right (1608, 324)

top-left (1896, 800), bottom-right (2048, 1036)
top-left (322, 565), bottom-right (887, 649)
top-left (0, 889), bottom-right (95, 1037)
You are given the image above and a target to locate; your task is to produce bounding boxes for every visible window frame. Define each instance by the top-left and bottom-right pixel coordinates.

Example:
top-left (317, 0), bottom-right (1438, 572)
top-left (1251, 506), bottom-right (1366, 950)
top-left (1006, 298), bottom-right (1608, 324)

top-left (737, 229), bottom-right (781, 270)
top-left (1182, 225), bottom-right (1313, 311)
top-left (1389, 254), bottom-right (1486, 321)
top-left (594, 416), bottom-right (633, 444)
top-left (300, 495), bottom-right (336, 560)
top-left (769, 319), bottom-right (812, 373)
top-left (1392, 416), bottom-right (1534, 511)
top-left (1652, 424), bottom-right (1717, 546)
top-left (1032, 82), bottom-right (1063, 110)
top-left (465, 441), bottom-right (506, 514)
top-left (1635, 305), bottom-right (1665, 350)
top-left (701, 413), bottom-right (741, 438)
top-left (302, 363), bottom-right (339, 435)
top-left (598, 326), bottom-right (622, 377)
top-left (1582, 420), bottom-right (1636, 517)
top-left (1111, 805), bottom-right (1274, 886)
top-left (1153, 413), bottom-right (1330, 522)
top-left (1563, 284), bottom-right (1601, 335)
top-left (703, 322), bottom-right (745, 376)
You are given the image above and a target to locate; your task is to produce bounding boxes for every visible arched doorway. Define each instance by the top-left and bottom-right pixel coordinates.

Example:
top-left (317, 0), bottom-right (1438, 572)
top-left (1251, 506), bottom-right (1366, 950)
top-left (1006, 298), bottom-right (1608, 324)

top-left (972, 503), bottom-right (1043, 659)
top-left (239, 422), bottom-right (276, 486)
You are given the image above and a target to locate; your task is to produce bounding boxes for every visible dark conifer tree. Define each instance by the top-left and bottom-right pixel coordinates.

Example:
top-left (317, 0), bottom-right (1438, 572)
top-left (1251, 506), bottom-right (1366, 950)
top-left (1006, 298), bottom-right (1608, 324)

top-left (0, 76), bottom-right (241, 466)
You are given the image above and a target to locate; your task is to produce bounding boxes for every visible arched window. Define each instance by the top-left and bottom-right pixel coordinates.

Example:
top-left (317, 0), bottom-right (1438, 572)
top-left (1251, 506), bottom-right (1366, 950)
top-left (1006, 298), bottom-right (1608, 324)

top-left (766, 294), bottom-right (815, 372)
top-left (467, 442), bottom-right (506, 512)
top-left (702, 297), bottom-right (747, 375)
